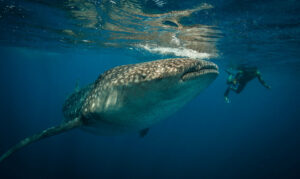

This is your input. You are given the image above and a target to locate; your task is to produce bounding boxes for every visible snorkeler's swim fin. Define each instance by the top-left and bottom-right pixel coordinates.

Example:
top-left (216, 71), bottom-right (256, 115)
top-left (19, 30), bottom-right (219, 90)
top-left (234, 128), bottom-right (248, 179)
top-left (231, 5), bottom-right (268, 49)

top-left (0, 117), bottom-right (82, 163)
top-left (224, 97), bottom-right (231, 103)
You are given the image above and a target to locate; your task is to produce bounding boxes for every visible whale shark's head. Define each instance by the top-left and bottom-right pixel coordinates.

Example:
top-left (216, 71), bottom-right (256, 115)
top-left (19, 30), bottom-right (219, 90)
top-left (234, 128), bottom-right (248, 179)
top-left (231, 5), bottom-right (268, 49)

top-left (81, 58), bottom-right (218, 132)
top-left (91, 58), bottom-right (218, 94)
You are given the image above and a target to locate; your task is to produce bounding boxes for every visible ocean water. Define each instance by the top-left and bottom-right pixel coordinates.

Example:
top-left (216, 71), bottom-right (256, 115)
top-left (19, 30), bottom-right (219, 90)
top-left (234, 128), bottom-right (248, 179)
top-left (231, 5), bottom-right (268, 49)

top-left (0, 0), bottom-right (299, 178)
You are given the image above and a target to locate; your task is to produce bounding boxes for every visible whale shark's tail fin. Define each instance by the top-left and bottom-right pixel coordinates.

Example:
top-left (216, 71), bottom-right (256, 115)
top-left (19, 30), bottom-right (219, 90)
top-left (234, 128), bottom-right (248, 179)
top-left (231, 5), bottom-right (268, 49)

top-left (0, 117), bottom-right (82, 163)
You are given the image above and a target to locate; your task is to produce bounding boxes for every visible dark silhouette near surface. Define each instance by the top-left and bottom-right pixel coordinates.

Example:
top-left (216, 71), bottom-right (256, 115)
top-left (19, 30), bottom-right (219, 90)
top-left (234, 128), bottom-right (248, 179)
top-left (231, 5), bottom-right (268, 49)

top-left (224, 66), bottom-right (271, 103)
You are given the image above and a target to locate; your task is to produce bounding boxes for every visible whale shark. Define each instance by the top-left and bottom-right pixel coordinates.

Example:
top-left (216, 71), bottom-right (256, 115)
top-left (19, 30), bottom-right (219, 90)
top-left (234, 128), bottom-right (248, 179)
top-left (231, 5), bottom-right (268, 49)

top-left (0, 58), bottom-right (218, 163)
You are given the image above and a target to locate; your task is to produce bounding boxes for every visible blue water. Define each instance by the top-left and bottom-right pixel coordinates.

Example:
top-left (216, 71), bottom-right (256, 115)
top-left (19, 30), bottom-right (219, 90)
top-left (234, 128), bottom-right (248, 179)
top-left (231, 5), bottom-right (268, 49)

top-left (0, 0), bottom-right (300, 178)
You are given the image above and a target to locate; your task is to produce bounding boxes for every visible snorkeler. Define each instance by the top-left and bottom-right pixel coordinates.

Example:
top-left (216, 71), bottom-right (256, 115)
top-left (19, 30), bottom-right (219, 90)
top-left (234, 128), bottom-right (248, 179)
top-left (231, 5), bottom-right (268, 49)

top-left (224, 66), bottom-right (271, 103)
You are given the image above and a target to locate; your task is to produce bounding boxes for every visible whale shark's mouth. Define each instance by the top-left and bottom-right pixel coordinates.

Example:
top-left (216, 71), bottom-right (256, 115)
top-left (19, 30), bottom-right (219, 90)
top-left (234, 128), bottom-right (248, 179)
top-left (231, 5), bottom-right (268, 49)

top-left (181, 63), bottom-right (219, 81)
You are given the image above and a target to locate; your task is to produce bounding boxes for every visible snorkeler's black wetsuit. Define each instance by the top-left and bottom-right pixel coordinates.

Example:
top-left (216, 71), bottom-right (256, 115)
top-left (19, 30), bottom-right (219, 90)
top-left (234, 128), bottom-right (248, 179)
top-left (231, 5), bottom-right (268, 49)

top-left (224, 67), bottom-right (270, 102)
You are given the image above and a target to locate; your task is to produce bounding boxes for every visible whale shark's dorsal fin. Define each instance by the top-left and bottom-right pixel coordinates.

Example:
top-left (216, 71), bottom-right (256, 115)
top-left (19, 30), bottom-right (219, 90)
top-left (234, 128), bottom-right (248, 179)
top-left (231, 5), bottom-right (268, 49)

top-left (0, 117), bottom-right (83, 163)
top-left (63, 84), bottom-right (93, 122)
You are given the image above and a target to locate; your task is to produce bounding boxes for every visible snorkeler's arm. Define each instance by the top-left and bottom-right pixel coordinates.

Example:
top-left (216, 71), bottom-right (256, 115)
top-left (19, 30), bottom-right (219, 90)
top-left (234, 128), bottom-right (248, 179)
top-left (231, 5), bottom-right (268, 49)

top-left (257, 71), bottom-right (271, 89)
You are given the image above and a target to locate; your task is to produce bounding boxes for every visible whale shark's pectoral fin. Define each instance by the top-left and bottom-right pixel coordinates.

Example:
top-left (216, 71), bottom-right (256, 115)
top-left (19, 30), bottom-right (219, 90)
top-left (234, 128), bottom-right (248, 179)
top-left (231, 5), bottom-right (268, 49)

top-left (139, 128), bottom-right (150, 138)
top-left (0, 117), bottom-right (83, 163)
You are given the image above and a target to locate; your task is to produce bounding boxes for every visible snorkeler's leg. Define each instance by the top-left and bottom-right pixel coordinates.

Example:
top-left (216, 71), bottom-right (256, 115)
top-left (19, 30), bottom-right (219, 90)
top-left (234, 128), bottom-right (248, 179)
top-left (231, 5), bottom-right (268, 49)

top-left (235, 83), bottom-right (246, 94)
top-left (257, 72), bottom-right (271, 89)
top-left (228, 82), bottom-right (245, 94)
top-left (224, 87), bottom-right (231, 103)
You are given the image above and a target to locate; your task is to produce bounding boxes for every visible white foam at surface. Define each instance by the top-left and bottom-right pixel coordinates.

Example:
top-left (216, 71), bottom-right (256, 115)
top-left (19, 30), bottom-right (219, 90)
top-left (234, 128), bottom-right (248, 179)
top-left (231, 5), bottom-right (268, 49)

top-left (137, 44), bottom-right (212, 60)
top-left (153, 0), bottom-right (167, 7)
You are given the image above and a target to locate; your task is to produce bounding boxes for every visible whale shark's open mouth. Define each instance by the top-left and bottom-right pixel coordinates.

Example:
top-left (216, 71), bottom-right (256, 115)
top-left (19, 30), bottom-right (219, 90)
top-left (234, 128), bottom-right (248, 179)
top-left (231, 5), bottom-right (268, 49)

top-left (181, 63), bottom-right (219, 81)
